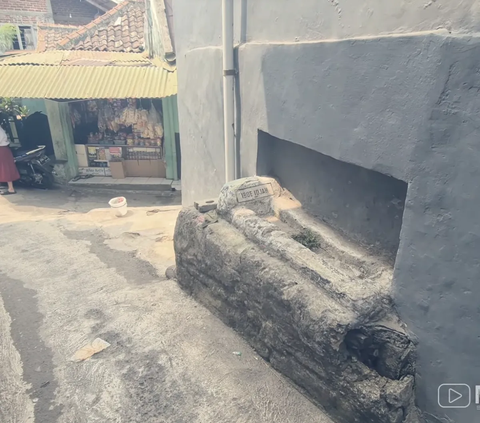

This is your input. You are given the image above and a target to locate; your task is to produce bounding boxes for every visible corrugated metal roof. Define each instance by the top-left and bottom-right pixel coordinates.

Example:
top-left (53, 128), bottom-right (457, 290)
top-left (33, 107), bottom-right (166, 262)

top-left (0, 51), bottom-right (152, 66)
top-left (0, 65), bottom-right (177, 99)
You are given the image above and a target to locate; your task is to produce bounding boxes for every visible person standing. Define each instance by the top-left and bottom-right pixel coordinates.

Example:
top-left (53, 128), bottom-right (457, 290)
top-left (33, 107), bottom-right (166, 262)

top-left (0, 125), bottom-right (20, 195)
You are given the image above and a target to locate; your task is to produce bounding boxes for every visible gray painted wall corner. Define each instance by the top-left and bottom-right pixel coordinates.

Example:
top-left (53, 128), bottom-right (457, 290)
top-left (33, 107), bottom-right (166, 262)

top-left (174, 1), bottom-right (480, 420)
top-left (176, 46), bottom-right (225, 205)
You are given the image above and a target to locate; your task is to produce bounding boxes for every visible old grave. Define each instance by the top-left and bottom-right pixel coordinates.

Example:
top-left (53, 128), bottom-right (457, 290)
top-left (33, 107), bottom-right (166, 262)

top-left (174, 176), bottom-right (424, 423)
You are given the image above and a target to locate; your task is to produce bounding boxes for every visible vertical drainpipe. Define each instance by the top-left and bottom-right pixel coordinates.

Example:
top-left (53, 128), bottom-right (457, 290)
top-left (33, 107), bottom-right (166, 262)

top-left (222, 0), bottom-right (236, 182)
top-left (163, 95), bottom-right (178, 180)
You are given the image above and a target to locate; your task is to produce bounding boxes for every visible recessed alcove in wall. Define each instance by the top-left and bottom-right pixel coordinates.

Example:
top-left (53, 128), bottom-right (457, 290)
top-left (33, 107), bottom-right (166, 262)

top-left (256, 130), bottom-right (408, 262)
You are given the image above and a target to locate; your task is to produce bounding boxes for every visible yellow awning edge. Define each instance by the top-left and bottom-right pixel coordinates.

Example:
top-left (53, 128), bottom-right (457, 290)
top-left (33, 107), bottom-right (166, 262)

top-left (0, 63), bottom-right (177, 99)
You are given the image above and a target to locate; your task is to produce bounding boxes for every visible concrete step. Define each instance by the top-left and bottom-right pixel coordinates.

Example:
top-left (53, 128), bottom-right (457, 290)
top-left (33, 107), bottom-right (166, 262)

top-left (69, 176), bottom-right (178, 192)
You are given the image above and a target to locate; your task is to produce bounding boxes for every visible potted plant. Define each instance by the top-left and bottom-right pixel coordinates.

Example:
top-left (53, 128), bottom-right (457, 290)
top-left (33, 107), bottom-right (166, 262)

top-left (0, 98), bottom-right (29, 145)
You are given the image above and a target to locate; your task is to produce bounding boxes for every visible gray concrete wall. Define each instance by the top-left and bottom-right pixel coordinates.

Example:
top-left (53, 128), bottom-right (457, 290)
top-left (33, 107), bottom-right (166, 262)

top-left (174, 1), bottom-right (480, 421)
top-left (174, 0), bottom-right (480, 50)
top-left (257, 131), bottom-right (407, 261)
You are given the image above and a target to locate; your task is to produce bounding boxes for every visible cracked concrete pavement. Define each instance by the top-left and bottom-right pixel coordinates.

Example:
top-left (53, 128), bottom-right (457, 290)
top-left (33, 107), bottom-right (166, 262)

top-left (0, 187), bottom-right (333, 423)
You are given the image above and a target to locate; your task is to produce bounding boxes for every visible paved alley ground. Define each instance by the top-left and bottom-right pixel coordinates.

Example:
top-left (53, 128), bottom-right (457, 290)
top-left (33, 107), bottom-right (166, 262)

top-left (0, 186), bottom-right (333, 423)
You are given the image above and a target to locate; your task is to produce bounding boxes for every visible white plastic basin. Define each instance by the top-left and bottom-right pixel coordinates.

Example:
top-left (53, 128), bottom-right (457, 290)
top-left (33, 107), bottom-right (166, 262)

top-left (108, 196), bottom-right (127, 217)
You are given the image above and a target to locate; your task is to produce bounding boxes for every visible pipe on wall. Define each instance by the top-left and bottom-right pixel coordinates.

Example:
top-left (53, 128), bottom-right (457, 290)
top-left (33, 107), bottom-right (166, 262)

top-left (222, 0), bottom-right (236, 182)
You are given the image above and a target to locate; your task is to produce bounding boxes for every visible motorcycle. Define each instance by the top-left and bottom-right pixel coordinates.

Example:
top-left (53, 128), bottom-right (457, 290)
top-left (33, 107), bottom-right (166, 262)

top-left (11, 145), bottom-right (55, 189)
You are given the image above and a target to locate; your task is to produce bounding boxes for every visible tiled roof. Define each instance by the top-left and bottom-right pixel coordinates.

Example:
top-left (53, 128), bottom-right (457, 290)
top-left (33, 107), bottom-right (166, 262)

top-left (37, 24), bottom-right (80, 52)
top-left (56, 0), bottom-right (145, 53)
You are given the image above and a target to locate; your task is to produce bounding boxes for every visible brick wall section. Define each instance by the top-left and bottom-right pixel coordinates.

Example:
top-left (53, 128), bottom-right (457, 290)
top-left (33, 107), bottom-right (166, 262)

top-left (0, 14), bottom-right (48, 24)
top-left (0, 0), bottom-right (48, 12)
top-left (0, 0), bottom-right (50, 24)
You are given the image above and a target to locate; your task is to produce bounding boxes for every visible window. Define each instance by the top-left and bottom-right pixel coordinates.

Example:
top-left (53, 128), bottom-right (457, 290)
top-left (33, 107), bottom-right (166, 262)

top-left (12, 26), bottom-right (36, 50)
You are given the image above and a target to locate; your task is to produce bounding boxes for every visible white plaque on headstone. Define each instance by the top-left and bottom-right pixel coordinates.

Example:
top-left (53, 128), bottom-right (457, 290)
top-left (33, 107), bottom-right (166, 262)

top-left (236, 183), bottom-right (273, 203)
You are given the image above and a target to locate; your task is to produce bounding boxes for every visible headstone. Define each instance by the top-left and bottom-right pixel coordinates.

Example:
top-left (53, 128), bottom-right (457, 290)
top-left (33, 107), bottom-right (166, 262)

top-left (217, 176), bottom-right (282, 217)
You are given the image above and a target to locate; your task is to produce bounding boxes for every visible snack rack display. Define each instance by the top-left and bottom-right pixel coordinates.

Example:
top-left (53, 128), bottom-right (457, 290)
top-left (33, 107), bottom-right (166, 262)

top-left (71, 99), bottom-right (166, 178)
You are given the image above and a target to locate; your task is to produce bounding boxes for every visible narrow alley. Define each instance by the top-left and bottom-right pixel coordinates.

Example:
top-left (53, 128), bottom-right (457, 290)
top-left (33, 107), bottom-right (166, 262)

top-left (0, 187), bottom-right (333, 423)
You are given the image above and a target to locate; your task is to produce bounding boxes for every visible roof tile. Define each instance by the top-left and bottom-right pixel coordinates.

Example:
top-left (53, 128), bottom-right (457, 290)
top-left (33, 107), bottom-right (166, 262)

top-left (37, 24), bottom-right (81, 52)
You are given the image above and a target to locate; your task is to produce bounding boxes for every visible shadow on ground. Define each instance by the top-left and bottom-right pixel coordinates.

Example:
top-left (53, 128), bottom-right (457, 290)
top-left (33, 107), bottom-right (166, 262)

top-left (0, 185), bottom-right (181, 213)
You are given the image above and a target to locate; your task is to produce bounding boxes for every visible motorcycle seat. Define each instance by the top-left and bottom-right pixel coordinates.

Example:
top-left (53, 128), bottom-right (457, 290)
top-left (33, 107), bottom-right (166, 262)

top-left (12, 146), bottom-right (45, 158)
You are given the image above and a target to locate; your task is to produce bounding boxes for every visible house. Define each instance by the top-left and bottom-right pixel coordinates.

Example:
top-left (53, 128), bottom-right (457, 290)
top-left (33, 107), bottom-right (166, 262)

top-left (0, 0), bottom-right (111, 52)
top-left (50, 0), bottom-right (110, 26)
top-left (173, 1), bottom-right (480, 423)
top-left (0, 0), bottom-right (179, 183)
top-left (37, 0), bottom-right (145, 53)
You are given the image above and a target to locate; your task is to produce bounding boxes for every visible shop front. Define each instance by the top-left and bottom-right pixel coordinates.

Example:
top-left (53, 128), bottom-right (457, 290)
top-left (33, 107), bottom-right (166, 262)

top-left (0, 50), bottom-right (180, 183)
top-left (71, 98), bottom-right (170, 179)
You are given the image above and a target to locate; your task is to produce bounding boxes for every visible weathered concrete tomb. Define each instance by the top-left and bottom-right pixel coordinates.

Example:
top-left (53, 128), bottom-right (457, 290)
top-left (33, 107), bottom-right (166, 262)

top-left (174, 176), bottom-right (425, 423)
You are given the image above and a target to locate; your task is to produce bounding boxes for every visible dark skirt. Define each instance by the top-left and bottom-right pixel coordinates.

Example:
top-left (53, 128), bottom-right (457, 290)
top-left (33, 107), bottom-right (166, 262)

top-left (0, 146), bottom-right (20, 183)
